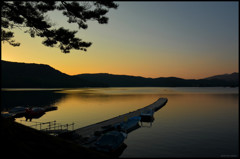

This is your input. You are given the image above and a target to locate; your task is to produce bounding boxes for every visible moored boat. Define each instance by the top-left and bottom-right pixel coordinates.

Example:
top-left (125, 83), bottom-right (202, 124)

top-left (9, 106), bottom-right (26, 114)
top-left (140, 108), bottom-right (154, 122)
top-left (92, 130), bottom-right (127, 153)
top-left (8, 106), bottom-right (26, 118)
top-left (1, 111), bottom-right (13, 119)
top-left (25, 107), bottom-right (45, 121)
top-left (114, 116), bottom-right (141, 133)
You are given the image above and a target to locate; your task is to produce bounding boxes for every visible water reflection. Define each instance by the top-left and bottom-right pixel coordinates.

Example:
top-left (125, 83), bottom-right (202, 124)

top-left (1, 90), bottom-right (63, 122)
top-left (1, 90), bottom-right (66, 110)
top-left (1, 87), bottom-right (238, 158)
top-left (140, 117), bottom-right (155, 127)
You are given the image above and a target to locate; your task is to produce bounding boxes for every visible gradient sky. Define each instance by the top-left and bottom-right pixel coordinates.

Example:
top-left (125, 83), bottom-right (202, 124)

top-left (1, 2), bottom-right (239, 79)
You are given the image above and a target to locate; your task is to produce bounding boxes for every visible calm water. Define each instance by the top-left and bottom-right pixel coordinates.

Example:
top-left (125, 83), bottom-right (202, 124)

top-left (2, 87), bottom-right (239, 157)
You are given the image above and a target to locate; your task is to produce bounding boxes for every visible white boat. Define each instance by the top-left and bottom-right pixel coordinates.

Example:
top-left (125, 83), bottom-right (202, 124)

top-left (114, 116), bottom-right (141, 133)
top-left (93, 131), bottom-right (127, 152)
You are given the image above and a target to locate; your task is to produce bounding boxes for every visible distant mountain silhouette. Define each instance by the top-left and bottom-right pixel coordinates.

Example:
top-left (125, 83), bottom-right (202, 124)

top-left (1, 60), bottom-right (238, 88)
top-left (1, 60), bottom-right (106, 88)
top-left (74, 73), bottom-right (239, 87)
top-left (204, 72), bottom-right (239, 83)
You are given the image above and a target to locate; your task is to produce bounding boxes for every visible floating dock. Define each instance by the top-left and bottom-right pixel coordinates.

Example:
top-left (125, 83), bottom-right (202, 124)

top-left (73, 98), bottom-right (168, 143)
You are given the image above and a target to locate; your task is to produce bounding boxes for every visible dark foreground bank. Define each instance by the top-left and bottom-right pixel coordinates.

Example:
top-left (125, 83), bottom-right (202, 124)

top-left (1, 118), bottom-right (110, 158)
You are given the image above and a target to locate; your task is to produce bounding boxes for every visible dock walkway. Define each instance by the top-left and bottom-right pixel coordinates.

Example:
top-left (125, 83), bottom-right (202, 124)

top-left (73, 98), bottom-right (168, 140)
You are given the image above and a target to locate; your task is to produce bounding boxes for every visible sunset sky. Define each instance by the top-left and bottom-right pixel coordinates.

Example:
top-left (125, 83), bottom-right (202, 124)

top-left (1, 2), bottom-right (239, 79)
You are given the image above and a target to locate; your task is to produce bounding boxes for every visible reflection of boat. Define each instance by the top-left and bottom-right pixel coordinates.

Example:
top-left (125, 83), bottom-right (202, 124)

top-left (114, 116), bottom-right (141, 133)
top-left (108, 143), bottom-right (127, 157)
top-left (92, 131), bottom-right (127, 153)
top-left (140, 117), bottom-right (154, 127)
top-left (140, 108), bottom-right (154, 122)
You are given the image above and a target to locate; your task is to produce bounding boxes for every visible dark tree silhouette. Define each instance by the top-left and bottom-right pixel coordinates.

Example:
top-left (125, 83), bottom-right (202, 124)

top-left (1, 1), bottom-right (118, 53)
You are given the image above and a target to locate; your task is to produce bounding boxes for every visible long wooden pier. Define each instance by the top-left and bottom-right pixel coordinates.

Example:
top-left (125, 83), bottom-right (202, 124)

top-left (73, 98), bottom-right (168, 141)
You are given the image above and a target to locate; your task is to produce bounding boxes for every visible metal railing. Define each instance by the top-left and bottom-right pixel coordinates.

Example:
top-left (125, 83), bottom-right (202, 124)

top-left (19, 120), bottom-right (74, 135)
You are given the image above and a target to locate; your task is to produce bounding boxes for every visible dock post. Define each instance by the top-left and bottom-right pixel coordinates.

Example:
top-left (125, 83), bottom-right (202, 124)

top-left (54, 121), bottom-right (56, 131)
top-left (48, 122), bottom-right (50, 130)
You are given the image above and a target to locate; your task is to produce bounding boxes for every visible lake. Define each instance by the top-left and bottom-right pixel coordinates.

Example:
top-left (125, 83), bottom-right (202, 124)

top-left (1, 87), bottom-right (239, 157)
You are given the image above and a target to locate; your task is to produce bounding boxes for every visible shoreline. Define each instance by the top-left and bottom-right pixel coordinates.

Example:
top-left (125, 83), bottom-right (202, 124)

top-left (1, 117), bottom-right (110, 158)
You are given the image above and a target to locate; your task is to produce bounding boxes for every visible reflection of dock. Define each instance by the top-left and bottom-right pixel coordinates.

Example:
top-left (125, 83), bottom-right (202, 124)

top-left (74, 98), bottom-right (168, 141)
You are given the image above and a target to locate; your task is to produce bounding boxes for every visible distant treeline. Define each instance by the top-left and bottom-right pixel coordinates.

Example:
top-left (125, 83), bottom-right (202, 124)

top-left (74, 73), bottom-right (239, 87)
top-left (1, 60), bottom-right (239, 88)
top-left (1, 60), bottom-right (106, 88)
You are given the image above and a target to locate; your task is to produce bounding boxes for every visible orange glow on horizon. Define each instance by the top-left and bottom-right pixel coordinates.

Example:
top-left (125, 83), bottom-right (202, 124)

top-left (2, 40), bottom-right (238, 80)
